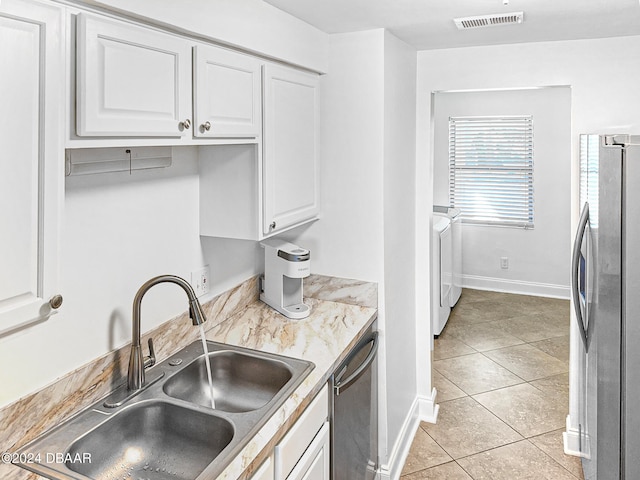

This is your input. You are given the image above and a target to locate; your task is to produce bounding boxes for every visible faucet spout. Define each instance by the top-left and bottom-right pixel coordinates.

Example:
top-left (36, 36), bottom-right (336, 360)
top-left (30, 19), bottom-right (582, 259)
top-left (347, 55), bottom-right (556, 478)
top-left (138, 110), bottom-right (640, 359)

top-left (128, 274), bottom-right (208, 391)
top-left (189, 299), bottom-right (207, 326)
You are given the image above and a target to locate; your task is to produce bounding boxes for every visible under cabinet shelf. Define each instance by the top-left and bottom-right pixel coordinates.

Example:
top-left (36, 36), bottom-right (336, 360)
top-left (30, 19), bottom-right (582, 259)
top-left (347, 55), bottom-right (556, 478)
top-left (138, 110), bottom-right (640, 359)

top-left (65, 147), bottom-right (172, 176)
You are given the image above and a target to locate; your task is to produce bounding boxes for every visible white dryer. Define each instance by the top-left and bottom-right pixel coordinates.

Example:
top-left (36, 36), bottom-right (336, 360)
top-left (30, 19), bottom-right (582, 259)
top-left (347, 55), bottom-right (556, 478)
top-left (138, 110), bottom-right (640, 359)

top-left (434, 206), bottom-right (462, 307)
top-left (432, 213), bottom-right (452, 336)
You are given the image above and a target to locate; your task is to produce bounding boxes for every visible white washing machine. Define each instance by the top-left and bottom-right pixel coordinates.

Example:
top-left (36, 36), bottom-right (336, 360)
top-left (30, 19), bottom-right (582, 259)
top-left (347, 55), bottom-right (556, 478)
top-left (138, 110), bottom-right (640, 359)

top-left (432, 213), bottom-right (452, 336)
top-left (434, 206), bottom-right (462, 307)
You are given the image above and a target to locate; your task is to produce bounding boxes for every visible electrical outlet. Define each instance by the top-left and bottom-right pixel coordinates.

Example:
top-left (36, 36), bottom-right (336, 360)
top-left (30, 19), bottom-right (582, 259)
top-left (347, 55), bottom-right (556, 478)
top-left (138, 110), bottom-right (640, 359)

top-left (500, 257), bottom-right (509, 269)
top-left (191, 266), bottom-right (210, 297)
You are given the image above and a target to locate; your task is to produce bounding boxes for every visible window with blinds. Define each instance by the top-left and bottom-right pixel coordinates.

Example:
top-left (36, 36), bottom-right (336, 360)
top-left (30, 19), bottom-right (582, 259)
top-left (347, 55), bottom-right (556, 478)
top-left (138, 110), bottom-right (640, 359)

top-left (449, 115), bottom-right (534, 228)
top-left (579, 134), bottom-right (599, 228)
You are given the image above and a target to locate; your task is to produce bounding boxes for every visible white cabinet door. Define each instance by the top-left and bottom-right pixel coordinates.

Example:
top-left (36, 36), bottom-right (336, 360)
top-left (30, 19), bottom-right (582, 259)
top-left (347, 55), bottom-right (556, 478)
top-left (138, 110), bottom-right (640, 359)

top-left (275, 387), bottom-right (328, 480)
top-left (193, 45), bottom-right (261, 138)
top-left (263, 65), bottom-right (319, 235)
top-left (286, 423), bottom-right (330, 480)
top-left (250, 456), bottom-right (274, 480)
top-left (0, 0), bottom-right (63, 335)
top-left (76, 13), bottom-right (192, 137)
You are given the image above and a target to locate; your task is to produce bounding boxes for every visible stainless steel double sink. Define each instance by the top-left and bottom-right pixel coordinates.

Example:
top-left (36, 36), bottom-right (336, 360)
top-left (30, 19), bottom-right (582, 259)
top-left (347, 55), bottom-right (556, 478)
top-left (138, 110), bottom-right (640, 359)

top-left (16, 341), bottom-right (314, 480)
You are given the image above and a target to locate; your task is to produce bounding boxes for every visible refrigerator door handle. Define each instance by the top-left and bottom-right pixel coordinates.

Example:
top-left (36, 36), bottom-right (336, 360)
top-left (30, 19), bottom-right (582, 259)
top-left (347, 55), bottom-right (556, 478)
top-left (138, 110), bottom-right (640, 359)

top-left (572, 202), bottom-right (589, 349)
top-left (334, 331), bottom-right (379, 396)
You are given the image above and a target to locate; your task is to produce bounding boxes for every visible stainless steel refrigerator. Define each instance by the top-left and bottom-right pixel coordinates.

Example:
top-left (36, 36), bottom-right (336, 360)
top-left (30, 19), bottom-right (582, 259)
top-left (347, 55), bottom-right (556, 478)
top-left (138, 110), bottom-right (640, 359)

top-left (573, 134), bottom-right (640, 480)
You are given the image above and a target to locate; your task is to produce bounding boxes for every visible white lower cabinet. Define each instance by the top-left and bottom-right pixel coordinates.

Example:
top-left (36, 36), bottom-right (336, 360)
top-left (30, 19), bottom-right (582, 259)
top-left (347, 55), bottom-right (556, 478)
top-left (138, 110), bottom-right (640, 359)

top-left (247, 386), bottom-right (329, 480)
top-left (248, 386), bottom-right (329, 480)
top-left (249, 456), bottom-right (274, 480)
top-left (284, 422), bottom-right (330, 480)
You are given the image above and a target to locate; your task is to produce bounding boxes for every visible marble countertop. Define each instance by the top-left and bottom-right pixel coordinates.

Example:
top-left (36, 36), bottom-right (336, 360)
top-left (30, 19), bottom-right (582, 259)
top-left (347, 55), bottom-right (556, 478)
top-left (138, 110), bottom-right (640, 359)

top-left (0, 274), bottom-right (377, 480)
top-left (206, 295), bottom-right (377, 479)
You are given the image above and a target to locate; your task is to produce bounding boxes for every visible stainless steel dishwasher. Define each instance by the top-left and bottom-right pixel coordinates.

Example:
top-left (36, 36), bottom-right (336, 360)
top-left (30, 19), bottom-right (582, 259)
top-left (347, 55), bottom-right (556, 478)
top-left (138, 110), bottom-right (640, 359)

top-left (330, 325), bottom-right (379, 480)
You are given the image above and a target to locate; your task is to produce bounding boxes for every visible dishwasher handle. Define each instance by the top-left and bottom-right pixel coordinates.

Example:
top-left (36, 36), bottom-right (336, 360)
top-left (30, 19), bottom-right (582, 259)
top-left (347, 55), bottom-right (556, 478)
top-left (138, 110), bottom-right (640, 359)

top-left (334, 331), bottom-right (378, 396)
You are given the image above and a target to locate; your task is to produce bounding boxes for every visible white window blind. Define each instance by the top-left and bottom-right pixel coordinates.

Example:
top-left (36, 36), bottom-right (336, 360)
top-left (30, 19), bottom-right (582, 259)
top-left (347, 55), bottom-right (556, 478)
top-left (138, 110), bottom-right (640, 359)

top-left (449, 115), bottom-right (534, 228)
top-left (579, 134), bottom-right (599, 228)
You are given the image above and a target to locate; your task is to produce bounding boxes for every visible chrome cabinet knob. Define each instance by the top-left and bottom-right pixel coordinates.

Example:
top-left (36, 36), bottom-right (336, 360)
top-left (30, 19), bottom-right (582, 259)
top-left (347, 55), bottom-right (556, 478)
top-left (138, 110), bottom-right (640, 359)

top-left (270, 221), bottom-right (277, 230)
top-left (202, 121), bottom-right (211, 132)
top-left (180, 119), bottom-right (191, 130)
top-left (49, 294), bottom-right (63, 309)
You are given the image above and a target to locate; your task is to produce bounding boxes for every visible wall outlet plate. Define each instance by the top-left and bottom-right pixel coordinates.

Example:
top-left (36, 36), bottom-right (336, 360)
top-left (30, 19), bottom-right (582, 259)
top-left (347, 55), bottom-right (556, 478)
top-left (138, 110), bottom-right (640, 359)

top-left (500, 257), bottom-right (509, 269)
top-left (191, 266), bottom-right (210, 297)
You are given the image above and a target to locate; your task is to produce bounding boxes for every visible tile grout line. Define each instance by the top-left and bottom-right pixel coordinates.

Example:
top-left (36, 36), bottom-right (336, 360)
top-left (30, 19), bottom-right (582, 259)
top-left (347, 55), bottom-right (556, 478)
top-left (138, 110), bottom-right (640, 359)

top-left (454, 459), bottom-right (476, 479)
top-left (475, 343), bottom-right (568, 385)
top-left (434, 353), bottom-right (529, 397)
top-left (452, 438), bottom-right (580, 480)
top-left (411, 291), bottom-right (573, 478)
top-left (436, 319), bottom-right (569, 399)
top-left (527, 437), bottom-right (582, 480)
top-left (418, 396), bottom-right (525, 458)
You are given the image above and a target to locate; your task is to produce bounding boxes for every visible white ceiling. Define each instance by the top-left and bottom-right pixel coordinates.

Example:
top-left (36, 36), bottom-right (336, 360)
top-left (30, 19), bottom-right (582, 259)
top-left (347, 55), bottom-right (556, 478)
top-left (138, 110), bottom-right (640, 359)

top-left (263, 0), bottom-right (640, 50)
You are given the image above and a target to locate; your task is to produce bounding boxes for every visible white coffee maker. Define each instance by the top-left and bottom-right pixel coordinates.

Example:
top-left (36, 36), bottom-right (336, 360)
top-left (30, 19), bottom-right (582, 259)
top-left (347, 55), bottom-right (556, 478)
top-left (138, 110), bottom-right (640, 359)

top-left (260, 239), bottom-right (311, 319)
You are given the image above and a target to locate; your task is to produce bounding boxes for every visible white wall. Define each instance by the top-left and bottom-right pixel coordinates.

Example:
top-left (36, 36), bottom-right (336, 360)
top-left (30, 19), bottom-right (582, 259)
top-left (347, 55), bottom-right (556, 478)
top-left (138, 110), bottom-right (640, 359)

top-left (382, 29), bottom-right (419, 467)
top-left (287, 30), bottom-right (385, 282)
top-left (287, 29), bottom-right (422, 477)
top-left (433, 88), bottom-right (571, 297)
top-left (284, 28), bottom-right (389, 462)
top-left (416, 33), bottom-right (640, 459)
top-left (80, 0), bottom-right (329, 72)
top-left (0, 147), bottom-right (261, 407)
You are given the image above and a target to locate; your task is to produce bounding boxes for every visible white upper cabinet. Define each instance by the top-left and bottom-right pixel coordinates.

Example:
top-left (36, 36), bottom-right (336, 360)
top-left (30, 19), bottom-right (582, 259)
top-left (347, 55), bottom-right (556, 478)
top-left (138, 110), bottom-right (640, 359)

top-left (0, 0), bottom-right (64, 335)
top-left (76, 13), bottom-right (192, 137)
top-left (263, 65), bottom-right (319, 235)
top-left (74, 15), bottom-right (261, 143)
top-left (193, 45), bottom-right (261, 138)
top-left (199, 64), bottom-right (319, 241)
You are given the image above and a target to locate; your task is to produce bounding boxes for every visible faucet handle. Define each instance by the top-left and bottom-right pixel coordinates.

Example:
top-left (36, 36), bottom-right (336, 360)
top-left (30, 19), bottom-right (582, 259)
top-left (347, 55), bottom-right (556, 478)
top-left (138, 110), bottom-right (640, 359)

top-left (144, 338), bottom-right (156, 369)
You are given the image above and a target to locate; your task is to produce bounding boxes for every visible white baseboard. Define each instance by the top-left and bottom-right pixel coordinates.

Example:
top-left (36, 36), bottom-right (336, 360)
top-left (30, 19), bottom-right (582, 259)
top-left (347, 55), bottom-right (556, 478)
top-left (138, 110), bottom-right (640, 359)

top-left (418, 388), bottom-right (439, 424)
top-left (563, 415), bottom-right (590, 458)
top-left (378, 389), bottom-right (439, 480)
top-left (461, 274), bottom-right (570, 299)
top-left (378, 398), bottom-right (420, 480)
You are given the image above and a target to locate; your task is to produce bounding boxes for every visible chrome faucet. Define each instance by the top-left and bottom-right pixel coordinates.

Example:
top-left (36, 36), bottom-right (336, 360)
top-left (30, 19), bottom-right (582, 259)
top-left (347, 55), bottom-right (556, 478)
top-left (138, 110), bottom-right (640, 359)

top-left (128, 274), bottom-right (208, 391)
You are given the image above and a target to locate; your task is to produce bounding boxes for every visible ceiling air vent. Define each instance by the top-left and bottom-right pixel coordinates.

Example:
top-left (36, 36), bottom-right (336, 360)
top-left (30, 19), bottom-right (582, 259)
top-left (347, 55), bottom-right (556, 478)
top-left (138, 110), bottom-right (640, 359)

top-left (454, 12), bottom-right (524, 30)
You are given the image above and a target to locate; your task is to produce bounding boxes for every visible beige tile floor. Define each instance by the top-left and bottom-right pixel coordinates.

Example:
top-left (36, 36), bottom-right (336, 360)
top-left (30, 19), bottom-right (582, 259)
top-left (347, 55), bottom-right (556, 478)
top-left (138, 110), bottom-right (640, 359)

top-left (401, 288), bottom-right (584, 480)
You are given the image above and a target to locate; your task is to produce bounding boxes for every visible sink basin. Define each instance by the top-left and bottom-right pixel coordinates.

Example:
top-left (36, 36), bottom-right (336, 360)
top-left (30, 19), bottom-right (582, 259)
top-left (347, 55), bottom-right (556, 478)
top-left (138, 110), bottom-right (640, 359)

top-left (66, 400), bottom-right (233, 480)
top-left (15, 340), bottom-right (313, 480)
top-left (163, 350), bottom-right (293, 412)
